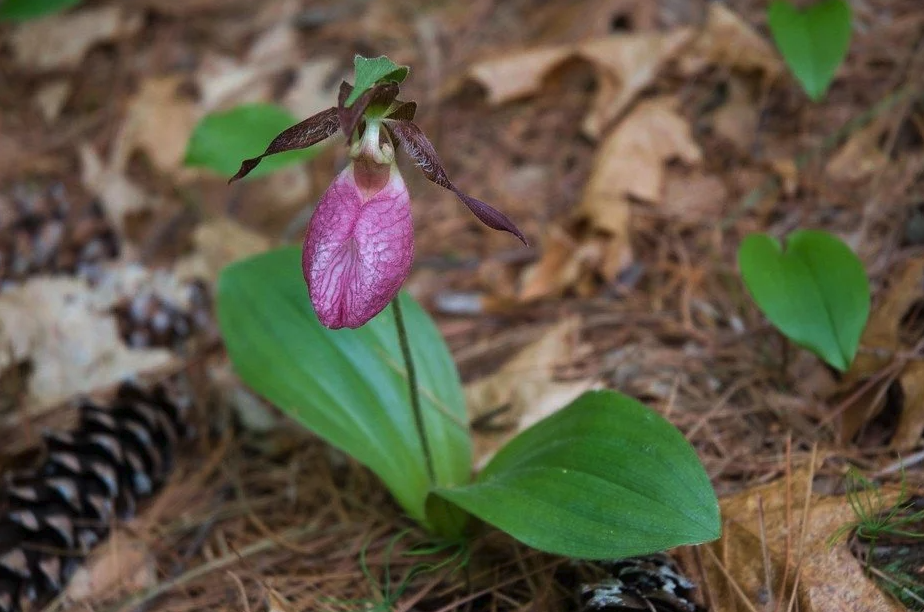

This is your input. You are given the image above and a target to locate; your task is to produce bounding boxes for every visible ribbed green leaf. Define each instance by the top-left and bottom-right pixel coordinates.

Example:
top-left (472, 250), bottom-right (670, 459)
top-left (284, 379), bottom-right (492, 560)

top-left (431, 390), bottom-right (720, 559)
top-left (738, 230), bottom-right (870, 371)
top-left (217, 247), bottom-right (471, 525)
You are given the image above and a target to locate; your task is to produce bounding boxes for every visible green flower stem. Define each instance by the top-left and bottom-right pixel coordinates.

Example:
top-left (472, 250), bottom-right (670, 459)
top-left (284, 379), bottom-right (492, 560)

top-left (391, 297), bottom-right (436, 485)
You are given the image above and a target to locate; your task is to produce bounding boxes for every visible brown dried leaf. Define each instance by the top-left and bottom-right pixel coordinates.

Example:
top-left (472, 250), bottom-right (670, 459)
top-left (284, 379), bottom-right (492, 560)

top-left (283, 57), bottom-right (342, 119)
top-left (680, 3), bottom-right (784, 77)
top-left (124, 76), bottom-right (199, 174)
top-left (468, 29), bottom-right (694, 139)
top-left (0, 277), bottom-right (175, 418)
top-left (892, 361), bottom-right (924, 449)
top-left (78, 143), bottom-right (151, 230)
top-left (712, 77), bottom-right (760, 154)
top-left (173, 217), bottom-right (272, 283)
top-left (837, 258), bottom-right (924, 445)
top-left (9, 6), bottom-right (141, 71)
top-left (196, 24), bottom-right (301, 112)
top-left (576, 29), bottom-right (695, 138)
top-left (663, 172), bottom-right (728, 221)
top-left (465, 318), bottom-right (600, 465)
top-left (33, 80), bottom-right (71, 123)
top-left (703, 468), bottom-right (906, 612)
top-left (827, 119), bottom-right (891, 182)
top-left (67, 532), bottom-right (157, 602)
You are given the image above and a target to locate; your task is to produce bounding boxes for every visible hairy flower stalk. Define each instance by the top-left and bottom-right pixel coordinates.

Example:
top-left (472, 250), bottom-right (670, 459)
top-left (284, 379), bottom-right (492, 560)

top-left (231, 78), bottom-right (526, 330)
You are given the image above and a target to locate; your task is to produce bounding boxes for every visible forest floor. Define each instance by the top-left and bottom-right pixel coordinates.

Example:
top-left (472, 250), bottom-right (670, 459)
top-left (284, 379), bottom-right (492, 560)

top-left (1, 0), bottom-right (924, 610)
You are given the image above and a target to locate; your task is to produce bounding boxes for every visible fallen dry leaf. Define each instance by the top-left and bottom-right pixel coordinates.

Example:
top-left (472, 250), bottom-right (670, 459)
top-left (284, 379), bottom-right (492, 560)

top-left (9, 6), bottom-right (141, 71)
top-left (67, 532), bottom-right (157, 602)
top-left (173, 217), bottom-right (272, 283)
top-left (468, 29), bottom-right (694, 139)
top-left (0, 276), bottom-right (175, 417)
top-left (836, 258), bottom-right (924, 448)
top-left (580, 96), bottom-right (702, 228)
top-left (702, 467), bottom-right (906, 612)
top-left (827, 118), bottom-right (891, 182)
top-left (712, 77), bottom-right (760, 155)
top-left (123, 76), bottom-right (199, 175)
top-left (79, 143), bottom-right (152, 230)
top-left (518, 97), bottom-right (701, 300)
top-left (33, 79), bottom-right (71, 123)
top-left (465, 317), bottom-right (600, 465)
top-left (197, 23), bottom-right (301, 112)
top-left (680, 3), bottom-right (783, 78)
top-left (662, 171), bottom-right (728, 221)
top-left (283, 57), bottom-right (342, 119)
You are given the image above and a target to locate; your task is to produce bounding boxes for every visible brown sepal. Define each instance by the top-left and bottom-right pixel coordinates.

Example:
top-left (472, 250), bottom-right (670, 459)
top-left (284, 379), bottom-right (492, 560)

top-left (385, 119), bottom-right (527, 245)
top-left (229, 107), bottom-right (340, 183)
top-left (387, 100), bottom-right (417, 121)
top-left (337, 81), bottom-right (400, 142)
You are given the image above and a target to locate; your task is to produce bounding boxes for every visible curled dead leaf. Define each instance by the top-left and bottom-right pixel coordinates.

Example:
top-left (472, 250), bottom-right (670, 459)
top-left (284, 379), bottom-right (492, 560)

top-left (681, 3), bottom-right (783, 77)
top-left (827, 119), bottom-right (891, 182)
top-left (66, 532), bottom-right (157, 602)
top-left (468, 29), bottom-right (694, 139)
top-left (9, 7), bottom-right (141, 71)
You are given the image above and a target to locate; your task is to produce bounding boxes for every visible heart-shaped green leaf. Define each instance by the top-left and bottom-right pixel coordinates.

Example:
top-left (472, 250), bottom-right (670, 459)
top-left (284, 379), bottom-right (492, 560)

top-left (738, 230), bottom-right (870, 371)
top-left (0, 0), bottom-right (81, 21)
top-left (430, 390), bottom-right (720, 559)
top-left (217, 247), bottom-right (471, 526)
top-left (185, 104), bottom-right (327, 179)
top-left (767, 0), bottom-right (852, 101)
top-left (346, 55), bottom-right (409, 107)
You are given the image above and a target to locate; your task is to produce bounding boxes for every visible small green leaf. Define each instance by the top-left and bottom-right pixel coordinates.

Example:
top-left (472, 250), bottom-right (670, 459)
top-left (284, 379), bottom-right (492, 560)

top-left (217, 247), bottom-right (471, 527)
top-left (431, 390), bottom-right (720, 559)
top-left (0, 0), bottom-right (81, 21)
top-left (185, 104), bottom-right (325, 179)
top-left (767, 0), bottom-right (852, 101)
top-left (738, 230), bottom-right (870, 371)
top-left (346, 55), bottom-right (409, 107)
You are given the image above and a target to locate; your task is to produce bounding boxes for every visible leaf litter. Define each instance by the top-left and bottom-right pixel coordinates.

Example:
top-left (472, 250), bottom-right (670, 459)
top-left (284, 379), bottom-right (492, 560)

top-left (1, 0), bottom-right (924, 609)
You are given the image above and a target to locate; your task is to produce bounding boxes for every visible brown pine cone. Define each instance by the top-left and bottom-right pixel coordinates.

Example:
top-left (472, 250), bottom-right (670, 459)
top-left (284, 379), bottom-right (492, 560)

top-left (0, 379), bottom-right (192, 612)
top-left (0, 185), bottom-right (119, 290)
top-left (581, 554), bottom-right (705, 612)
top-left (112, 280), bottom-right (213, 350)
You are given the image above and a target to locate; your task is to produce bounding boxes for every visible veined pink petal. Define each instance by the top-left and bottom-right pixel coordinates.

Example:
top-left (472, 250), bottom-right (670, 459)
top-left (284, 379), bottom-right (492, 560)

top-left (303, 163), bottom-right (414, 329)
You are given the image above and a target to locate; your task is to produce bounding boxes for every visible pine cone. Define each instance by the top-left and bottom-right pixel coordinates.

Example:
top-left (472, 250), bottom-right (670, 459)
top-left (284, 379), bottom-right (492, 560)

top-left (0, 185), bottom-right (119, 290)
top-left (581, 554), bottom-right (705, 612)
top-left (0, 379), bottom-right (192, 612)
top-left (112, 280), bottom-right (212, 350)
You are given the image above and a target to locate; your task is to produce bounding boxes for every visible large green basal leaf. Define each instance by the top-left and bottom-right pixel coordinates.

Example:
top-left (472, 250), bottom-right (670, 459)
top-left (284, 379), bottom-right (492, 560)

top-left (738, 230), bottom-right (869, 371)
top-left (431, 390), bottom-right (720, 559)
top-left (218, 247), bottom-right (471, 525)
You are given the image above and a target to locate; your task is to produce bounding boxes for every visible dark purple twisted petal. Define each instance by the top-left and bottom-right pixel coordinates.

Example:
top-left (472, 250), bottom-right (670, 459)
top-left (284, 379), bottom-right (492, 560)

top-left (229, 107), bottom-right (339, 182)
top-left (385, 119), bottom-right (528, 245)
top-left (337, 81), bottom-right (400, 142)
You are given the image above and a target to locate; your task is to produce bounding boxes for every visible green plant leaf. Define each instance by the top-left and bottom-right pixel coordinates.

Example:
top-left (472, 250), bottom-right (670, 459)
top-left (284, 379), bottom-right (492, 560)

top-left (346, 55), bottom-right (410, 107)
top-left (767, 0), bottom-right (852, 101)
top-left (738, 230), bottom-right (870, 371)
top-left (217, 247), bottom-right (471, 527)
top-left (430, 390), bottom-right (720, 559)
top-left (0, 0), bottom-right (81, 21)
top-left (185, 104), bottom-right (326, 179)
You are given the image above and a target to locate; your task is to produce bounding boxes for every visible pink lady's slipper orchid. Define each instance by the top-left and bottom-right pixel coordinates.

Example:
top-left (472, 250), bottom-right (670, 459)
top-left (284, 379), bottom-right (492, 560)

top-left (231, 80), bottom-right (526, 329)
